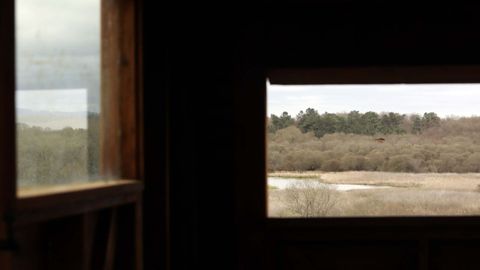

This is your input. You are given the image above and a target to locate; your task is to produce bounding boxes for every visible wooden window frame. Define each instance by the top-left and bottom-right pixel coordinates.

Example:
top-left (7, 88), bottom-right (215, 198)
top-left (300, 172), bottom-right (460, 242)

top-left (0, 0), bottom-right (144, 263)
top-left (234, 64), bottom-right (480, 267)
top-left (265, 66), bottom-right (480, 226)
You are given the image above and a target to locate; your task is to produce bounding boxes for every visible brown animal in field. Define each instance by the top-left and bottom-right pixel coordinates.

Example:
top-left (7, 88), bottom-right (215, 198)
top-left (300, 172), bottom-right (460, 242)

top-left (374, 137), bottom-right (385, 143)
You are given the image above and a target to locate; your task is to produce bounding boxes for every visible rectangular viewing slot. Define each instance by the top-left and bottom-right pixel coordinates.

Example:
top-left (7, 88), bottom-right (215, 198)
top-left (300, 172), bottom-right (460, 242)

top-left (267, 82), bottom-right (480, 217)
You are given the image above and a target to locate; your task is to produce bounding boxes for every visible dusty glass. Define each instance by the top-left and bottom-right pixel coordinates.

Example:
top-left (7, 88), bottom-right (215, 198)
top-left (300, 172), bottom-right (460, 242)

top-left (15, 0), bottom-right (101, 187)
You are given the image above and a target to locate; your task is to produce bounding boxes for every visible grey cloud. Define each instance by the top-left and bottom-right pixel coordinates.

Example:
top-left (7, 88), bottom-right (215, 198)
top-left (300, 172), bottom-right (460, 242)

top-left (268, 84), bottom-right (480, 118)
top-left (16, 0), bottom-right (100, 112)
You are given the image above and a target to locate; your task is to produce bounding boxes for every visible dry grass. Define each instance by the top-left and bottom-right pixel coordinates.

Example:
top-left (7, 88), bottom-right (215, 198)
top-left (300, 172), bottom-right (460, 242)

top-left (268, 171), bottom-right (480, 217)
top-left (270, 171), bottom-right (480, 190)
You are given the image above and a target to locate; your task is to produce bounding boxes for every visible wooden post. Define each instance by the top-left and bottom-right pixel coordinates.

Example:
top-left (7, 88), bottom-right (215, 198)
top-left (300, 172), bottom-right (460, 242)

top-left (0, 0), bottom-right (17, 268)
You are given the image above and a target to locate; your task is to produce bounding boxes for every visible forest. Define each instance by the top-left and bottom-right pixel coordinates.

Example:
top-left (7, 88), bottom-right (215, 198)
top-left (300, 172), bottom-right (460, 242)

top-left (17, 113), bottom-right (99, 187)
top-left (268, 109), bottom-right (480, 173)
top-left (16, 108), bottom-right (480, 188)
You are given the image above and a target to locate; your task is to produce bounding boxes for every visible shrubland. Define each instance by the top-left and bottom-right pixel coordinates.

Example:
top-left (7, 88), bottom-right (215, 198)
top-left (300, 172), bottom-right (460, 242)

top-left (17, 114), bottom-right (99, 187)
top-left (268, 110), bottom-right (480, 173)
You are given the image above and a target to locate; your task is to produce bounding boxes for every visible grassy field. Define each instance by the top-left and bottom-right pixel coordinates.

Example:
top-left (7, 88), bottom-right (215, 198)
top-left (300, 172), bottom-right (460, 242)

top-left (268, 171), bottom-right (480, 217)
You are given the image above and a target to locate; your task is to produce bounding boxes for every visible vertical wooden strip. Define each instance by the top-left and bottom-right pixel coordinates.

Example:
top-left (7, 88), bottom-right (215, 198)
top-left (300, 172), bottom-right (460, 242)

top-left (134, 198), bottom-right (143, 270)
top-left (234, 25), bottom-right (267, 269)
top-left (104, 209), bottom-right (117, 270)
top-left (118, 0), bottom-right (140, 179)
top-left (83, 212), bottom-right (97, 270)
top-left (101, 0), bottom-right (141, 179)
top-left (101, 1), bottom-right (143, 269)
top-left (101, 0), bottom-right (122, 178)
top-left (0, 0), bottom-right (17, 214)
top-left (90, 209), bottom-right (113, 270)
top-left (0, 0), bottom-right (17, 268)
top-left (135, 0), bottom-right (145, 181)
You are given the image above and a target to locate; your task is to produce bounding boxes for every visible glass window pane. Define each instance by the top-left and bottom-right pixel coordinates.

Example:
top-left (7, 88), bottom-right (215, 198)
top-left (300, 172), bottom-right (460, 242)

top-left (267, 82), bottom-right (480, 217)
top-left (15, 0), bottom-right (100, 187)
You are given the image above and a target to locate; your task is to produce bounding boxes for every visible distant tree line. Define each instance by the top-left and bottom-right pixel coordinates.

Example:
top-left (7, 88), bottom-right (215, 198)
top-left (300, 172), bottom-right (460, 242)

top-left (268, 110), bottom-right (480, 173)
top-left (17, 113), bottom-right (100, 187)
top-left (268, 109), bottom-right (441, 137)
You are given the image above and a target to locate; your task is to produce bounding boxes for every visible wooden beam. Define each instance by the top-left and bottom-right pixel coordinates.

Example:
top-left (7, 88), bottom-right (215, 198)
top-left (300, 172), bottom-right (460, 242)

top-left (101, 0), bottom-right (142, 179)
top-left (269, 66), bottom-right (480, 85)
top-left (16, 180), bottom-right (143, 225)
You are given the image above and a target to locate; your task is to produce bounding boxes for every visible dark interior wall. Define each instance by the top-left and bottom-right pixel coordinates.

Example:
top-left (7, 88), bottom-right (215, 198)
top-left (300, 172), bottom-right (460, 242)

top-left (142, 2), bottom-right (480, 270)
top-left (266, 2), bottom-right (480, 67)
top-left (142, 4), bottom-right (242, 269)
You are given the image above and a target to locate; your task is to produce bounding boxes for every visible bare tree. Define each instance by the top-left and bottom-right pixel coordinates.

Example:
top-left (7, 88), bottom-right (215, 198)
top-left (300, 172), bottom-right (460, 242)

top-left (283, 180), bottom-right (337, 217)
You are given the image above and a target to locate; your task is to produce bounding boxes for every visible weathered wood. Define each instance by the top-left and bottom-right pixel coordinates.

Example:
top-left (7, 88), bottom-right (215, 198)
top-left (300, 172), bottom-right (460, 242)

top-left (102, 0), bottom-right (143, 179)
top-left (0, 0), bottom-right (144, 269)
top-left (16, 180), bottom-right (143, 226)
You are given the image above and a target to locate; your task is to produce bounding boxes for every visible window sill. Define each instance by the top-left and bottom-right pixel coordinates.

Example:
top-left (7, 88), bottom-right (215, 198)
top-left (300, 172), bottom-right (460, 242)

top-left (15, 180), bottom-right (143, 225)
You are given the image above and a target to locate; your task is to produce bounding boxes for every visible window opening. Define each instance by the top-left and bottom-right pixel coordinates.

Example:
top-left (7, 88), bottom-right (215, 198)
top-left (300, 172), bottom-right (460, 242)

top-left (267, 82), bottom-right (480, 217)
top-left (15, 0), bottom-right (101, 187)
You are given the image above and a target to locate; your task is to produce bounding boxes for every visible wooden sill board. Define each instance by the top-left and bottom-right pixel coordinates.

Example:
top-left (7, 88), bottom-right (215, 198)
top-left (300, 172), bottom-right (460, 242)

top-left (15, 180), bottom-right (143, 225)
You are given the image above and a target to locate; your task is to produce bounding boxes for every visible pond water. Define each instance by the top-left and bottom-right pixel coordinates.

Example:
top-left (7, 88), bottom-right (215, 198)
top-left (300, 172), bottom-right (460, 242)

top-left (268, 177), bottom-right (392, 191)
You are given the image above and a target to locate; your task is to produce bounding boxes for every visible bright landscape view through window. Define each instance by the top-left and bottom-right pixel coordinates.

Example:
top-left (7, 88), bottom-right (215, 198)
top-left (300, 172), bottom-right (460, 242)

top-left (267, 82), bottom-right (480, 217)
top-left (15, 0), bottom-right (101, 188)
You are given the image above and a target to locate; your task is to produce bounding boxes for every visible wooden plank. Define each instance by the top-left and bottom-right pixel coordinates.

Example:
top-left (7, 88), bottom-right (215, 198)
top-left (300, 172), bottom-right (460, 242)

top-left (268, 66), bottom-right (480, 85)
top-left (83, 212), bottom-right (97, 270)
top-left (118, 0), bottom-right (141, 179)
top-left (233, 25), bottom-right (268, 270)
top-left (16, 180), bottom-right (143, 225)
top-left (45, 216), bottom-right (85, 270)
top-left (134, 198), bottom-right (143, 270)
top-left (104, 209), bottom-right (117, 270)
top-left (101, 0), bottom-right (123, 177)
top-left (102, 0), bottom-right (142, 179)
top-left (267, 216), bottom-right (480, 230)
top-left (18, 179), bottom-right (141, 199)
top-left (101, 2), bottom-right (143, 268)
top-left (0, 0), bottom-right (16, 268)
top-left (89, 209), bottom-right (114, 270)
top-left (135, 0), bottom-right (145, 181)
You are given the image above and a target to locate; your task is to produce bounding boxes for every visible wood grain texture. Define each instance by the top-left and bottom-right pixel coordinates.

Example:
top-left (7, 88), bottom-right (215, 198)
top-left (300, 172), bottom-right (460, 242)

top-left (16, 180), bottom-right (143, 226)
top-left (100, 2), bottom-right (144, 268)
top-left (102, 0), bottom-right (142, 179)
top-left (0, 0), bottom-right (144, 269)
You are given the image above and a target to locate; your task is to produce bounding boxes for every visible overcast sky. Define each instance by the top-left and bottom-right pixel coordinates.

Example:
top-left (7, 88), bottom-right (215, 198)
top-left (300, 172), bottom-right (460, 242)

top-left (268, 83), bottom-right (480, 118)
top-left (16, 0), bottom-right (99, 54)
top-left (16, 0), bottom-right (100, 112)
top-left (17, 89), bottom-right (87, 112)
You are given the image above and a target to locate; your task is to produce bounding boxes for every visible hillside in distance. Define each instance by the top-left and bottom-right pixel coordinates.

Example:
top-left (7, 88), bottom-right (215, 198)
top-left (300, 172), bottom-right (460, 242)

top-left (17, 108), bottom-right (88, 129)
